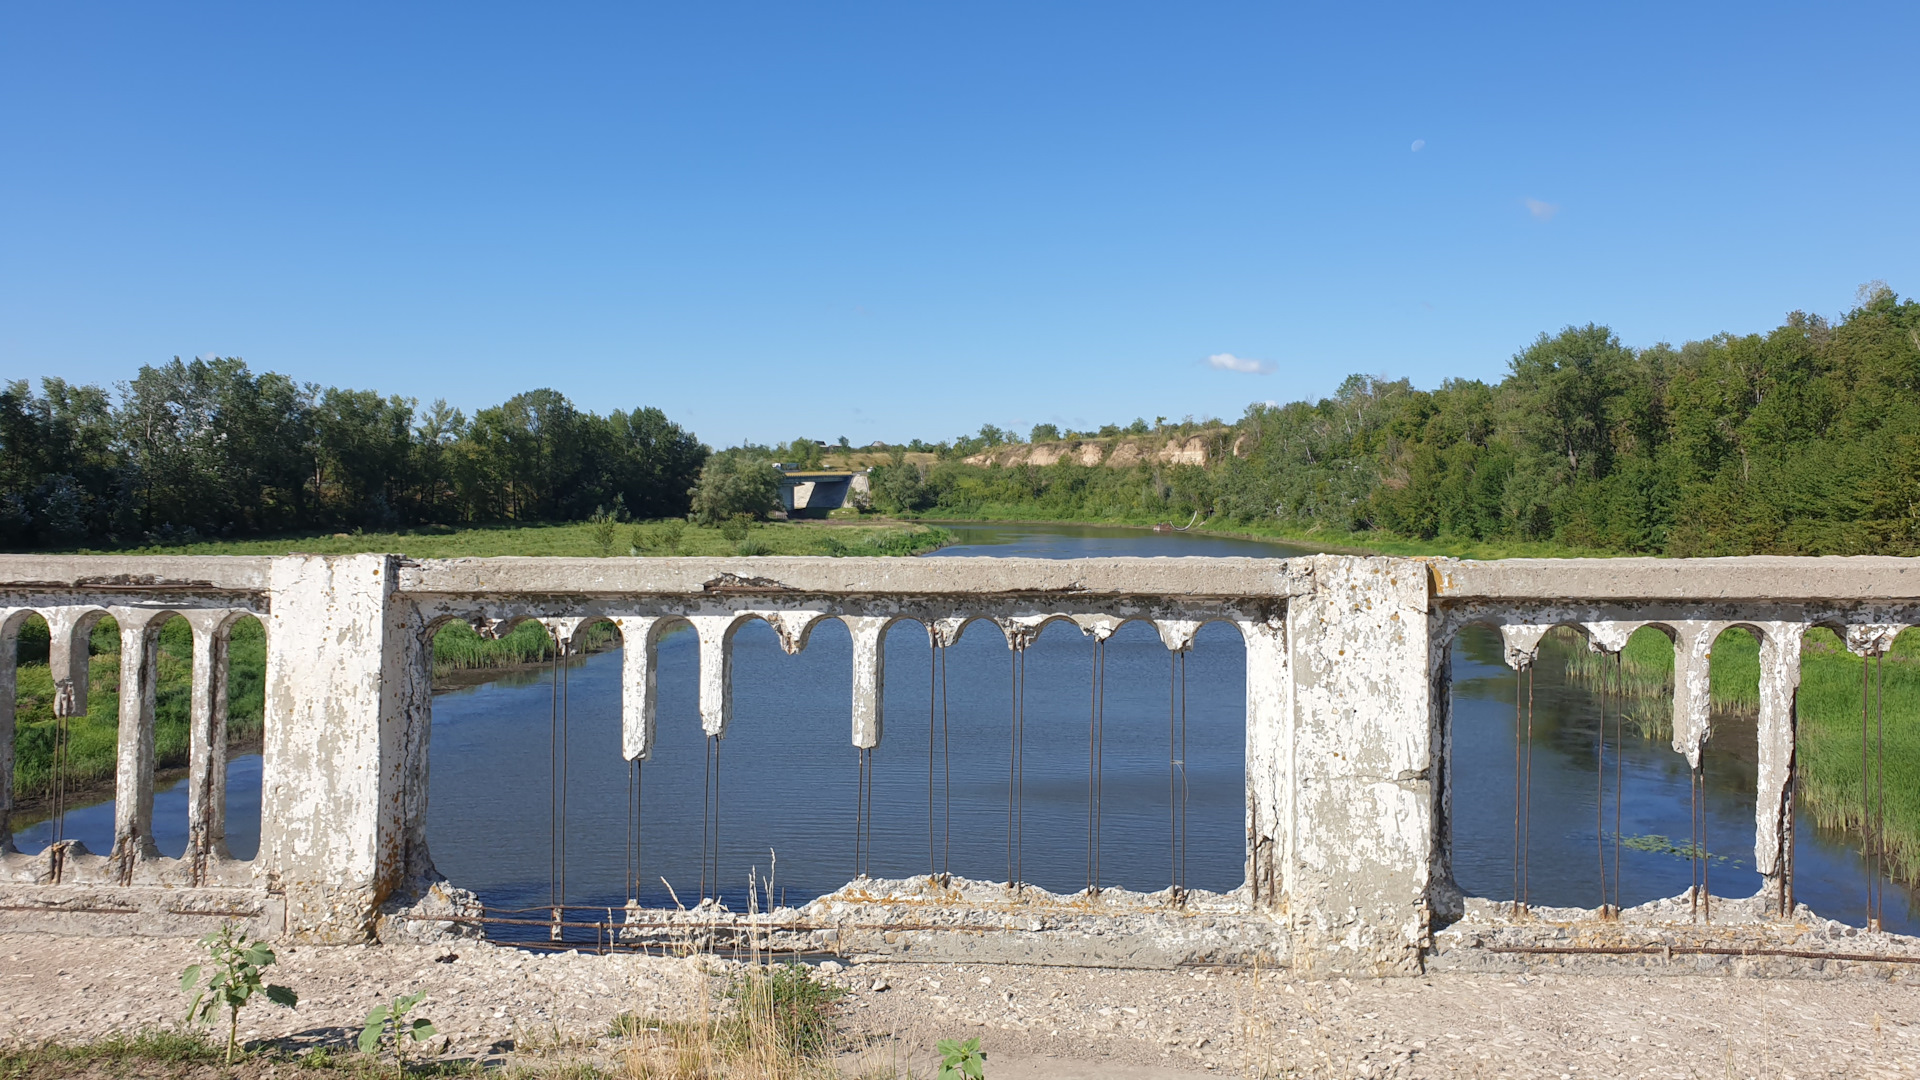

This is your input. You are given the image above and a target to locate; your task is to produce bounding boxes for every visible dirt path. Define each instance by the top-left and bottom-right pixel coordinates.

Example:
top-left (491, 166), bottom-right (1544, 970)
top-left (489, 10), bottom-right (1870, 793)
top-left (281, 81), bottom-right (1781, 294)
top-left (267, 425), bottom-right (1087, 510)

top-left (0, 933), bottom-right (1912, 1077)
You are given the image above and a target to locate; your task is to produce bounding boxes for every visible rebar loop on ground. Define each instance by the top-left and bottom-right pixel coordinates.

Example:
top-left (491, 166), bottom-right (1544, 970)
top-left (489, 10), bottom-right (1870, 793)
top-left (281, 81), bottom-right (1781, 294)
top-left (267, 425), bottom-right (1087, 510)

top-left (1512, 664), bottom-right (1534, 916)
top-left (625, 759), bottom-right (642, 906)
top-left (1688, 762), bottom-right (1711, 923)
top-left (1169, 648), bottom-right (1189, 900)
top-left (701, 734), bottom-right (722, 904)
top-left (1087, 636), bottom-right (1106, 896)
top-left (51, 710), bottom-right (67, 844)
top-left (547, 645), bottom-right (565, 939)
top-left (1007, 643), bottom-right (1027, 892)
top-left (927, 636), bottom-right (953, 881)
top-left (1865, 654), bottom-right (1886, 930)
top-left (1596, 651), bottom-right (1610, 915)
top-left (853, 746), bottom-right (873, 879)
top-left (1611, 652), bottom-right (1624, 916)
top-left (941, 641), bottom-right (951, 879)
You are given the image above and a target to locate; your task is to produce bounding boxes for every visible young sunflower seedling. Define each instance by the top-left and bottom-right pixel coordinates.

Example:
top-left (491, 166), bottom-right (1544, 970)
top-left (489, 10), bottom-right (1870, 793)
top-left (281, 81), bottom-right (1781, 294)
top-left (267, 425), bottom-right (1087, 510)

top-left (360, 990), bottom-right (438, 1069)
top-left (180, 922), bottom-right (299, 1064)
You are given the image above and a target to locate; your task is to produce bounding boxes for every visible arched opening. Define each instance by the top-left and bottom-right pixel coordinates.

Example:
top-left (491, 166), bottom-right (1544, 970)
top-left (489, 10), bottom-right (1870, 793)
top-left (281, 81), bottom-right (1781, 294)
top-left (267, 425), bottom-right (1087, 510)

top-left (9, 610), bottom-right (119, 857)
top-left (1787, 624), bottom-right (1920, 932)
top-left (423, 615), bottom-right (612, 930)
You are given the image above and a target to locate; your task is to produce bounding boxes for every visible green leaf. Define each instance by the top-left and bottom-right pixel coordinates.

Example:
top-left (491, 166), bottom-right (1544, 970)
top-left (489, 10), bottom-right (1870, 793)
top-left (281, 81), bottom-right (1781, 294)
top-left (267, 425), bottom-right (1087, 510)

top-left (409, 1019), bottom-right (436, 1041)
top-left (180, 964), bottom-right (202, 992)
top-left (364, 1003), bottom-right (388, 1029)
top-left (265, 984), bottom-right (298, 1009)
top-left (357, 1023), bottom-right (384, 1056)
top-left (245, 943), bottom-right (276, 967)
top-left (397, 991), bottom-right (426, 1013)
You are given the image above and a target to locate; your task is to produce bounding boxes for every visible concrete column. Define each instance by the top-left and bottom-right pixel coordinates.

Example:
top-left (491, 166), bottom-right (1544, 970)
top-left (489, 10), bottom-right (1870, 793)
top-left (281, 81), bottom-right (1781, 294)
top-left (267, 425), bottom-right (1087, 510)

top-left (1753, 622), bottom-right (1806, 900)
top-left (1284, 555), bottom-right (1433, 975)
top-left (1239, 615), bottom-right (1287, 908)
top-left (1670, 621), bottom-right (1719, 767)
top-left (184, 613), bottom-right (233, 879)
top-left (688, 615), bottom-right (736, 737)
top-left (260, 555), bottom-right (413, 943)
top-left (110, 608), bottom-right (164, 876)
top-left (616, 616), bottom-right (672, 761)
top-left (45, 607), bottom-right (102, 719)
top-left (845, 616), bottom-right (889, 749)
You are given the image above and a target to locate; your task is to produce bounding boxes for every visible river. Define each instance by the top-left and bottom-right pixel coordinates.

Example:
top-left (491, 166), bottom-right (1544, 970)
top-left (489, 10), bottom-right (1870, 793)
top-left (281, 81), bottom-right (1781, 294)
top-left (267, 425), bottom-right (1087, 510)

top-left (13, 523), bottom-right (1908, 934)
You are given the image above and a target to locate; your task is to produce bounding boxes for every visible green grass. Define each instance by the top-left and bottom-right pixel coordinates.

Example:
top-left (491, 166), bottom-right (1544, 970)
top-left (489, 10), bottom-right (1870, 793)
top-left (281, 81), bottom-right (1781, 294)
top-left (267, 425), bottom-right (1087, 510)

top-left (912, 506), bottom-right (1630, 559)
top-left (10, 616), bottom-right (264, 813)
top-left (0, 1026), bottom-right (618, 1077)
top-left (74, 518), bottom-right (951, 559)
top-left (1560, 625), bottom-right (1920, 883)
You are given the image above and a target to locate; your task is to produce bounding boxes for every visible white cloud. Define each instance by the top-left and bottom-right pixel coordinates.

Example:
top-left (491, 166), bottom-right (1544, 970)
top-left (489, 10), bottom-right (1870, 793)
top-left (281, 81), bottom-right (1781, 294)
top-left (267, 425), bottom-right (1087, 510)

top-left (1410, 139), bottom-right (1425, 152)
top-left (1207, 352), bottom-right (1275, 375)
top-left (1524, 198), bottom-right (1560, 221)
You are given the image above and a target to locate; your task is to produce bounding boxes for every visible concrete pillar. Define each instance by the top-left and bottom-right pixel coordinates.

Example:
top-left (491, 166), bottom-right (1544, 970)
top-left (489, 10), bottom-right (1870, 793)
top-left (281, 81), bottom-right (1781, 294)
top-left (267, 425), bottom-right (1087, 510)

top-left (616, 616), bottom-right (672, 761)
top-left (259, 555), bottom-right (414, 943)
top-left (845, 616), bottom-right (889, 749)
top-left (1285, 556), bottom-right (1433, 975)
top-left (184, 612), bottom-right (233, 879)
top-left (1670, 621), bottom-right (1718, 767)
top-left (111, 608), bottom-right (164, 876)
top-left (1753, 622), bottom-right (1805, 902)
top-left (46, 607), bottom-right (102, 719)
top-left (1239, 615), bottom-right (1287, 908)
top-left (688, 615), bottom-right (736, 737)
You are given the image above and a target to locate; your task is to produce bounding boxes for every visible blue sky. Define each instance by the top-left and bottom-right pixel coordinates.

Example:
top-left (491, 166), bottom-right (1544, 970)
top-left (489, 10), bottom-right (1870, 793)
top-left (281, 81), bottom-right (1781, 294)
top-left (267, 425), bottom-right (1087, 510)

top-left (3, 3), bottom-right (1916, 448)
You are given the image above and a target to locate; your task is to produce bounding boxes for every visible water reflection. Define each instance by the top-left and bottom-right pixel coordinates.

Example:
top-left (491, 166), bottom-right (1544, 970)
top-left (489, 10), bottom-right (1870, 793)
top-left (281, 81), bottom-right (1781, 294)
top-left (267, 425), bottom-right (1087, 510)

top-left (10, 755), bottom-right (262, 862)
top-left (424, 617), bottom-right (1248, 925)
top-left (1447, 625), bottom-right (1911, 933)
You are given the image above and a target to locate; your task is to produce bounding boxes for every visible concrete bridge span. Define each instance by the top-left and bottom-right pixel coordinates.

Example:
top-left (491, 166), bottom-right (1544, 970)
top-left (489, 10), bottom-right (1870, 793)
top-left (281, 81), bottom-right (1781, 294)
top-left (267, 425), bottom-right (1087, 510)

top-left (2, 553), bottom-right (1917, 976)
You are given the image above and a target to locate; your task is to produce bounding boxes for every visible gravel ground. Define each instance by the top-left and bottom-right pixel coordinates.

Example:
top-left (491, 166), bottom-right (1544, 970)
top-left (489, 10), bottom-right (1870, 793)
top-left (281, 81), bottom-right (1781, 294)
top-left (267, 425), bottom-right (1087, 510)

top-left (1, 932), bottom-right (1915, 1078)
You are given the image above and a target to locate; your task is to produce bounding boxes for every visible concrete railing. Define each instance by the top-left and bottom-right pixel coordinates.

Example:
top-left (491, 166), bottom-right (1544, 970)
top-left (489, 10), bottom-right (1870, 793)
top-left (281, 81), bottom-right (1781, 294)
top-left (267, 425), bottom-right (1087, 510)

top-left (1, 553), bottom-right (1915, 974)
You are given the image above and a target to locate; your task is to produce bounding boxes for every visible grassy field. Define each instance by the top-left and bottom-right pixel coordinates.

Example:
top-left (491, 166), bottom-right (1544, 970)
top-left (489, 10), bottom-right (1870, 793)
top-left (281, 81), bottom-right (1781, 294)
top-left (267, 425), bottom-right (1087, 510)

top-left (1563, 625), bottom-right (1920, 883)
top-left (911, 506), bottom-right (1630, 560)
top-left (10, 519), bottom-right (948, 813)
top-left (83, 517), bottom-right (951, 559)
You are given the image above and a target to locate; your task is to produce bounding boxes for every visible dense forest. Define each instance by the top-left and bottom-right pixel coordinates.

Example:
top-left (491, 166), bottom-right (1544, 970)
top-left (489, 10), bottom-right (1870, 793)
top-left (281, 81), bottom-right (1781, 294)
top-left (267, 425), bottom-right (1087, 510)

top-left (868, 285), bottom-right (1920, 555)
top-left (0, 357), bottom-right (708, 548)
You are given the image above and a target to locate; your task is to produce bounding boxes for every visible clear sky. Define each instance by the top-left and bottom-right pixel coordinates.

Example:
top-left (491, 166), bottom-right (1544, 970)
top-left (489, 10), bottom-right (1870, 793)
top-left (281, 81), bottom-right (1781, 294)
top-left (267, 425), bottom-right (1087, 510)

top-left (4, 3), bottom-right (1916, 448)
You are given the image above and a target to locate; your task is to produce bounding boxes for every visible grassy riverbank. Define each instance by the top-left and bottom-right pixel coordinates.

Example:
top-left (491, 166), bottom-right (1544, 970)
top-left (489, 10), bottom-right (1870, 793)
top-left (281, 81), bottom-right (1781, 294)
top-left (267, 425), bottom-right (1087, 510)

top-left (9, 520), bottom-right (948, 814)
top-left (914, 507), bottom-right (1626, 560)
top-left (83, 517), bottom-right (951, 559)
top-left (1562, 626), bottom-right (1920, 883)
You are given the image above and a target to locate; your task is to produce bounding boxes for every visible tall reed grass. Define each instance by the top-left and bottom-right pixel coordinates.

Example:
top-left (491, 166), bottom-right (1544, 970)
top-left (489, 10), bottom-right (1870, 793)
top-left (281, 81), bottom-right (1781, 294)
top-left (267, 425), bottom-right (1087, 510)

top-left (1560, 624), bottom-right (1920, 884)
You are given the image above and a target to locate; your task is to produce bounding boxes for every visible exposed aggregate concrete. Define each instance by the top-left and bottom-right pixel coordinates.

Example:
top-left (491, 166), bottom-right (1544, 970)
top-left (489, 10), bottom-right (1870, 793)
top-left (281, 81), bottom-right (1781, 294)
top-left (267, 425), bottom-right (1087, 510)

top-left (3, 932), bottom-right (1917, 1078)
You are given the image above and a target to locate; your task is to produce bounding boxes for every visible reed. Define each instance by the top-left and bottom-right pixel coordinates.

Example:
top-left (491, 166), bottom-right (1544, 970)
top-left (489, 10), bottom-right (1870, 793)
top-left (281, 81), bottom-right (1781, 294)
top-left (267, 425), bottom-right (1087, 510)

top-left (1559, 625), bottom-right (1920, 884)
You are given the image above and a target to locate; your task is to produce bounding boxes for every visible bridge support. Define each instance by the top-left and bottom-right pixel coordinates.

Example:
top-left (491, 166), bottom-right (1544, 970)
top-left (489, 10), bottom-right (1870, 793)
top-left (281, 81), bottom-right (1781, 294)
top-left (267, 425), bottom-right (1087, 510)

top-left (1283, 556), bottom-right (1435, 975)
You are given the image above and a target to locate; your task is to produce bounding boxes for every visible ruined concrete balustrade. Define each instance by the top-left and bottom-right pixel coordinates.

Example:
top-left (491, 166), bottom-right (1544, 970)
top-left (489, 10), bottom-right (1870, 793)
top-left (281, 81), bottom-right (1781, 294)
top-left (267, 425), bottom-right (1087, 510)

top-left (0, 552), bottom-right (1915, 975)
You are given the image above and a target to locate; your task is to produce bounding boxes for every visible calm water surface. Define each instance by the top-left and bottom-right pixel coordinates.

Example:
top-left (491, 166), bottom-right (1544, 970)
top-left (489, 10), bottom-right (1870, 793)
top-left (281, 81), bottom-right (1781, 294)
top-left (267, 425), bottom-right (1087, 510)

top-left (17, 522), bottom-right (1906, 934)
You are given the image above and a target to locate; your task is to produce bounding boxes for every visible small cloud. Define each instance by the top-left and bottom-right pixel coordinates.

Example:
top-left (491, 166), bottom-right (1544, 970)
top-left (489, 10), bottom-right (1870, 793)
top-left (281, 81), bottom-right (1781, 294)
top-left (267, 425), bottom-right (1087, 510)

top-left (1410, 139), bottom-right (1425, 152)
top-left (1524, 198), bottom-right (1560, 221)
top-left (1207, 352), bottom-right (1275, 375)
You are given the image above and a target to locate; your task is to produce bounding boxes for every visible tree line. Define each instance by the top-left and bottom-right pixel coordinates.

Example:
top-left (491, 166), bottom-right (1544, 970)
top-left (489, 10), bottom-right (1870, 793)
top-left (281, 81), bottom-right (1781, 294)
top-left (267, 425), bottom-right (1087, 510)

top-left (866, 285), bottom-right (1920, 556)
top-left (0, 357), bottom-right (708, 548)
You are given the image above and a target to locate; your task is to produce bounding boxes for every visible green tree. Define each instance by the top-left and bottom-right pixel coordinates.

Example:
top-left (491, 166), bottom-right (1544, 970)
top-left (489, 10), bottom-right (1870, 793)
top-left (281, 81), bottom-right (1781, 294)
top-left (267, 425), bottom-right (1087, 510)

top-left (690, 451), bottom-right (781, 524)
